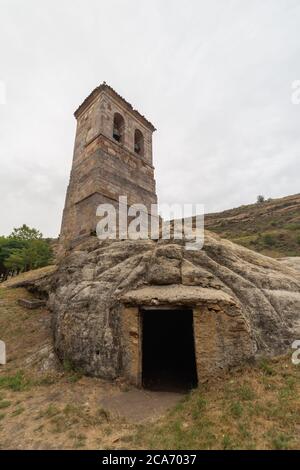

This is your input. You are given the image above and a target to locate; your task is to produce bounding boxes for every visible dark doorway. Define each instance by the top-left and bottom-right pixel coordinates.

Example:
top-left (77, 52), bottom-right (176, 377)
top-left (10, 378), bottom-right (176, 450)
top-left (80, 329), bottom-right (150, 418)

top-left (141, 308), bottom-right (198, 391)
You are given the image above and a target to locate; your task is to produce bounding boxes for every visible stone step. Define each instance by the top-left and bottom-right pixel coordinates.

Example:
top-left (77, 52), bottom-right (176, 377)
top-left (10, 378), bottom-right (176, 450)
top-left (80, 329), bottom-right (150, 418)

top-left (17, 298), bottom-right (46, 309)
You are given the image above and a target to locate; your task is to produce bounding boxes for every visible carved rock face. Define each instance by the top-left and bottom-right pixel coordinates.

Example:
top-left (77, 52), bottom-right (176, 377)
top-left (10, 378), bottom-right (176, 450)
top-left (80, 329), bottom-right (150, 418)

top-left (46, 232), bottom-right (300, 381)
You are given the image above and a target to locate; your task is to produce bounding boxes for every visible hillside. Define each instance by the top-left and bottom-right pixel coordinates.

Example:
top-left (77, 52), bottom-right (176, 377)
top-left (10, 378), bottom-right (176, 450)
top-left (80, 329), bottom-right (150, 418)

top-left (205, 193), bottom-right (300, 258)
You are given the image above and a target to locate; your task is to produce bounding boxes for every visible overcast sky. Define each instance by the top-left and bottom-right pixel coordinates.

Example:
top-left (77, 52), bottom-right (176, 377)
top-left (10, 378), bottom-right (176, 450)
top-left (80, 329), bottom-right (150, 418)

top-left (0, 0), bottom-right (300, 237)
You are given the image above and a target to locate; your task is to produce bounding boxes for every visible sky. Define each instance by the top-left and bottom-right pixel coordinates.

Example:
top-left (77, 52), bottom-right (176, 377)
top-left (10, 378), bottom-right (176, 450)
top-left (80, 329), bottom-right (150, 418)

top-left (0, 0), bottom-right (300, 237)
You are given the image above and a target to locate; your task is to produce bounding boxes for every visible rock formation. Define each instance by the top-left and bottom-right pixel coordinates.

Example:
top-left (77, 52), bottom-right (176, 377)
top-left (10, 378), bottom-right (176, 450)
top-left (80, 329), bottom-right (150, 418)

top-left (20, 230), bottom-right (298, 384)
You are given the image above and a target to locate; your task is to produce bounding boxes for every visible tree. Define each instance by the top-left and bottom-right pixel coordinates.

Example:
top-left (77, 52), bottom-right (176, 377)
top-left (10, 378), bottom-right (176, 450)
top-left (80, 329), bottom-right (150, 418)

top-left (0, 237), bottom-right (26, 280)
top-left (257, 195), bottom-right (265, 204)
top-left (0, 225), bottom-right (53, 281)
top-left (24, 239), bottom-right (53, 270)
top-left (4, 239), bottom-right (53, 273)
top-left (9, 224), bottom-right (43, 240)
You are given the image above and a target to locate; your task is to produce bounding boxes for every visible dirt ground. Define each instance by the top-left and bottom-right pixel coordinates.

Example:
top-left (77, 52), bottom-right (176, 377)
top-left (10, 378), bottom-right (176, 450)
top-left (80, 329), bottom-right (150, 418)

top-left (1, 284), bottom-right (300, 450)
top-left (0, 286), bottom-right (183, 449)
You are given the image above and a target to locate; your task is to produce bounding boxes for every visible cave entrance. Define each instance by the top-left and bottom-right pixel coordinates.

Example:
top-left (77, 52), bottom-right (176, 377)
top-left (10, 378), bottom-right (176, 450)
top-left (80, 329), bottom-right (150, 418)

top-left (140, 307), bottom-right (198, 391)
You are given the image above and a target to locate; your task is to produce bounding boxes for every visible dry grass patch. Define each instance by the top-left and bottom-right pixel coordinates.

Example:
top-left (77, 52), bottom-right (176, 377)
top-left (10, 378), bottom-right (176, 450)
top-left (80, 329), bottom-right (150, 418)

top-left (1, 265), bottom-right (56, 289)
top-left (0, 287), bottom-right (51, 370)
top-left (1, 284), bottom-right (299, 450)
top-left (129, 357), bottom-right (300, 450)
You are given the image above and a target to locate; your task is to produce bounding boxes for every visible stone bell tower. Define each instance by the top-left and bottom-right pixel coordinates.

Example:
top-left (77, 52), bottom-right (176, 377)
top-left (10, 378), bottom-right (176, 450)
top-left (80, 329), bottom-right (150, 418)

top-left (59, 83), bottom-right (157, 253)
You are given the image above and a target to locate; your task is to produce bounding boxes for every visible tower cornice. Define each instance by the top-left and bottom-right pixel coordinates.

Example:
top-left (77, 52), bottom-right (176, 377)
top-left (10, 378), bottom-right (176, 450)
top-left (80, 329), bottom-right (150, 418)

top-left (74, 82), bottom-right (156, 132)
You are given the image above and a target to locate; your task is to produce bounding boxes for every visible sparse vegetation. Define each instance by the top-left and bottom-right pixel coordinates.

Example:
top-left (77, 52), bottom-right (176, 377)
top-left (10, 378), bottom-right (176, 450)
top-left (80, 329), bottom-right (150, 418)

top-left (257, 195), bottom-right (266, 204)
top-left (206, 193), bottom-right (300, 257)
top-left (230, 401), bottom-right (243, 418)
top-left (63, 358), bottom-right (84, 383)
top-left (0, 400), bottom-right (11, 409)
top-left (259, 359), bottom-right (275, 376)
top-left (0, 371), bottom-right (32, 392)
top-left (262, 233), bottom-right (276, 247)
top-left (130, 357), bottom-right (300, 450)
top-left (0, 266), bottom-right (299, 450)
top-left (11, 406), bottom-right (25, 417)
top-left (4, 351), bottom-right (299, 450)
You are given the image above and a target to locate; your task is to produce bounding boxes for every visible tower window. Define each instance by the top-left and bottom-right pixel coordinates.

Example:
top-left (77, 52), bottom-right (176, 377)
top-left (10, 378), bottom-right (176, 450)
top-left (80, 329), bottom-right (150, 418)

top-left (113, 113), bottom-right (125, 143)
top-left (134, 129), bottom-right (144, 156)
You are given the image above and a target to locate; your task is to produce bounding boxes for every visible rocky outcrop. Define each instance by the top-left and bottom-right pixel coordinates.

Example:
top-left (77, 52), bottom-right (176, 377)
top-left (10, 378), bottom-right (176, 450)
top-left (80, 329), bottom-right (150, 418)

top-left (279, 257), bottom-right (300, 273)
top-left (45, 231), bottom-right (300, 381)
top-left (2, 265), bottom-right (56, 295)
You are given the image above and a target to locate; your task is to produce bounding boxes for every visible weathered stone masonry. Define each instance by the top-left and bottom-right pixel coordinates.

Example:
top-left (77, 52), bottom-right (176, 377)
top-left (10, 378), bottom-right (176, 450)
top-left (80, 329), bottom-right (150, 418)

top-left (59, 83), bottom-right (157, 254)
top-left (49, 85), bottom-right (300, 387)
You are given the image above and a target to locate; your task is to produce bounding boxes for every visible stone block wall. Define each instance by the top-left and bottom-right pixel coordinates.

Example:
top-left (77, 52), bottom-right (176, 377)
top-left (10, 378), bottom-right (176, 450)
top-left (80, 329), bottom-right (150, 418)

top-left (120, 302), bottom-right (253, 386)
top-left (121, 307), bottom-right (141, 387)
top-left (59, 84), bottom-right (157, 254)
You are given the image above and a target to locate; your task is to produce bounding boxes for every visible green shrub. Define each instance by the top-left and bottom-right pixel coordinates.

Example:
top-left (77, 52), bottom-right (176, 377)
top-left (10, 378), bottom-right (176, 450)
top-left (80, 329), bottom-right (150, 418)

top-left (262, 234), bottom-right (276, 247)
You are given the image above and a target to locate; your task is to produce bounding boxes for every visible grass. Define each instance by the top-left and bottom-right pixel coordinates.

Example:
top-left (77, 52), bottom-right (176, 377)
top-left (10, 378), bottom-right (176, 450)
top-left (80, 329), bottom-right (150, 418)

top-left (237, 385), bottom-right (256, 401)
top-left (270, 432), bottom-right (292, 450)
top-left (35, 402), bottom-right (111, 437)
top-left (0, 287), bottom-right (53, 378)
top-left (0, 355), bottom-right (298, 449)
top-left (63, 358), bottom-right (83, 383)
top-left (0, 400), bottom-right (11, 409)
top-left (1, 284), bottom-right (299, 450)
top-left (11, 406), bottom-right (25, 417)
top-left (229, 401), bottom-right (243, 418)
top-left (69, 432), bottom-right (87, 449)
top-left (128, 357), bottom-right (300, 450)
top-left (0, 371), bottom-right (32, 392)
top-left (0, 285), bottom-right (129, 450)
top-left (0, 357), bottom-right (299, 450)
top-left (1, 265), bottom-right (56, 288)
top-left (259, 359), bottom-right (276, 376)
top-left (205, 193), bottom-right (300, 257)
top-left (38, 404), bottom-right (61, 419)
top-left (0, 369), bottom-right (66, 394)
top-left (62, 403), bottom-right (110, 426)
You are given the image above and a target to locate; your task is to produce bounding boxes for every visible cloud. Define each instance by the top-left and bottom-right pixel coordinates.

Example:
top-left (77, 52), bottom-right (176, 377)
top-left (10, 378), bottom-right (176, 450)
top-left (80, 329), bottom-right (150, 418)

top-left (0, 0), bottom-right (300, 235)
